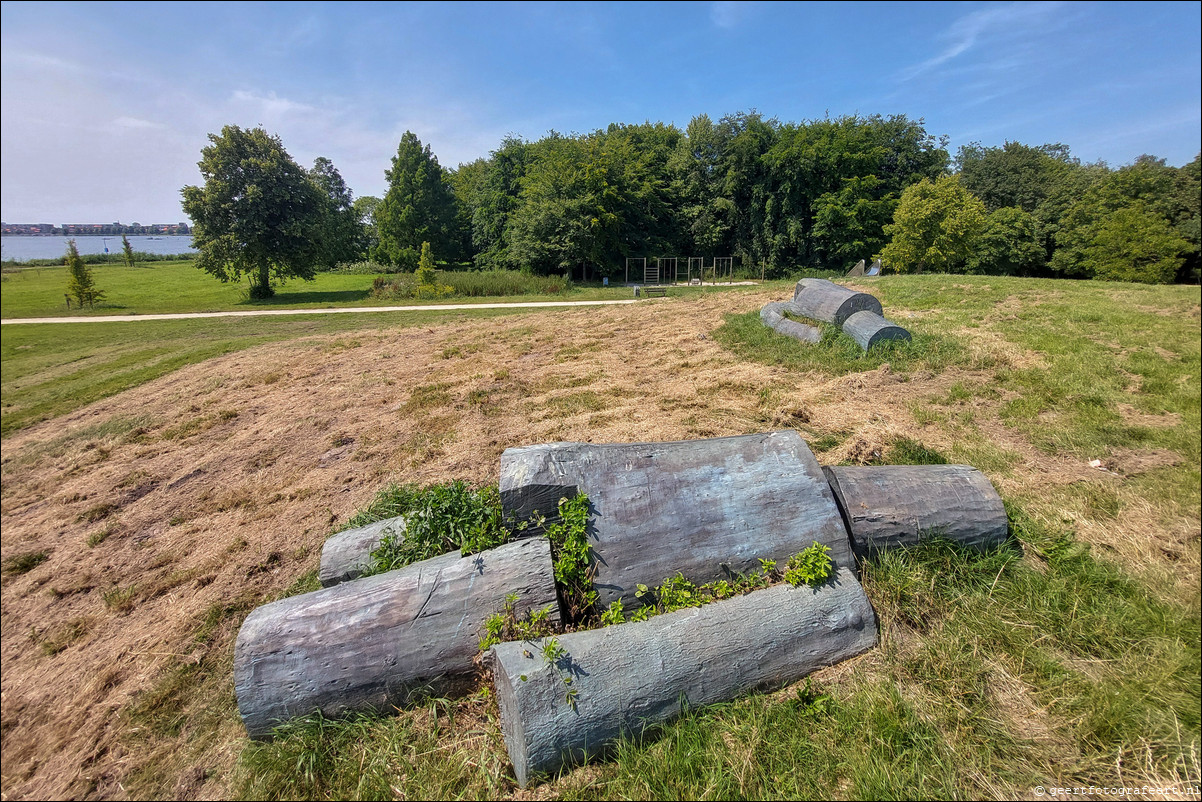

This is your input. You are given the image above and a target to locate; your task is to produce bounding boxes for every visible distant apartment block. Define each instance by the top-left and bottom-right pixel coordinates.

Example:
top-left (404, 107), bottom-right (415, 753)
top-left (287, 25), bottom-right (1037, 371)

top-left (1, 222), bottom-right (191, 236)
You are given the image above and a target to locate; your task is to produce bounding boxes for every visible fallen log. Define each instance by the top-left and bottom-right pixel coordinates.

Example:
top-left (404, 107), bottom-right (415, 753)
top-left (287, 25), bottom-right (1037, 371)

top-left (318, 515), bottom-right (407, 587)
top-left (791, 278), bottom-right (882, 325)
top-left (822, 465), bottom-right (1007, 554)
top-left (491, 566), bottom-right (877, 787)
top-left (840, 310), bottom-right (910, 351)
top-left (760, 302), bottom-right (822, 343)
top-left (234, 537), bottom-right (560, 739)
top-left (499, 431), bottom-right (854, 609)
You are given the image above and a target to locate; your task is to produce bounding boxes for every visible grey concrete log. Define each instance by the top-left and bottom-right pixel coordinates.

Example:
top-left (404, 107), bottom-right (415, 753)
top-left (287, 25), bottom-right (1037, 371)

top-left (822, 465), bottom-right (1007, 554)
top-left (491, 566), bottom-right (877, 787)
top-left (791, 278), bottom-right (883, 325)
top-left (318, 515), bottom-right (407, 587)
top-left (234, 537), bottom-right (560, 739)
top-left (760, 302), bottom-right (821, 344)
top-left (841, 310), bottom-right (911, 351)
top-left (499, 431), bottom-right (854, 609)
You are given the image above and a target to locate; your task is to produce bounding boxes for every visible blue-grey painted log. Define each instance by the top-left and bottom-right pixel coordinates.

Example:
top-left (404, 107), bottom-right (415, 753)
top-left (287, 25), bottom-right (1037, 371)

top-left (840, 310), bottom-right (911, 351)
top-left (499, 431), bottom-right (854, 609)
top-left (760, 302), bottom-right (822, 343)
top-left (822, 465), bottom-right (1007, 554)
top-left (491, 566), bottom-right (877, 787)
top-left (791, 278), bottom-right (883, 325)
top-left (318, 515), bottom-right (407, 587)
top-left (234, 537), bottom-right (560, 739)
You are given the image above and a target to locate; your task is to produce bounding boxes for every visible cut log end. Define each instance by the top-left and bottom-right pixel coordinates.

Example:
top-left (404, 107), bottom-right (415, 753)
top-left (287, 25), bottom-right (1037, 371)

top-left (840, 310), bottom-right (910, 351)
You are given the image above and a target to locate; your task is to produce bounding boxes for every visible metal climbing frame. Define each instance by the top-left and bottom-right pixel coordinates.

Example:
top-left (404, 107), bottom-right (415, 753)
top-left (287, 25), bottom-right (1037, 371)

top-left (644, 258), bottom-right (660, 286)
top-left (688, 257), bottom-right (703, 283)
top-left (655, 257), bottom-right (677, 286)
top-left (714, 256), bottom-right (733, 283)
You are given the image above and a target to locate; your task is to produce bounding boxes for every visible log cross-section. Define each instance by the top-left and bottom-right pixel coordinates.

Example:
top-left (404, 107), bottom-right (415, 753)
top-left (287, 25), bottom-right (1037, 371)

top-left (840, 310), bottom-right (911, 351)
top-left (234, 537), bottom-right (560, 739)
top-left (491, 566), bottom-right (878, 787)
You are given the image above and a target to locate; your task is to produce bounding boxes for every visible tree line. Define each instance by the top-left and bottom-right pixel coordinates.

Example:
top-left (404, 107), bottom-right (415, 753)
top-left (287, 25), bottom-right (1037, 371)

top-left (180, 115), bottom-right (1200, 297)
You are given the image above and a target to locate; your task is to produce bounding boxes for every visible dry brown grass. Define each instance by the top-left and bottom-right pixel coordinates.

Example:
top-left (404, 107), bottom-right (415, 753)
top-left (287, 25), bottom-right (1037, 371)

top-left (0, 286), bottom-right (1197, 800)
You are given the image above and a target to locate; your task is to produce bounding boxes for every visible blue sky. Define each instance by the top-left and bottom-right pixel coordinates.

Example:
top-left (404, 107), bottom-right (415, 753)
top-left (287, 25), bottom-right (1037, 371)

top-left (2, 1), bottom-right (1199, 223)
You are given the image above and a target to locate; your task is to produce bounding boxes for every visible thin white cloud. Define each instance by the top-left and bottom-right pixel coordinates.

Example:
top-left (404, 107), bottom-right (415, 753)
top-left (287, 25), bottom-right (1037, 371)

top-left (899, 2), bottom-right (1064, 82)
top-left (112, 116), bottom-right (167, 130)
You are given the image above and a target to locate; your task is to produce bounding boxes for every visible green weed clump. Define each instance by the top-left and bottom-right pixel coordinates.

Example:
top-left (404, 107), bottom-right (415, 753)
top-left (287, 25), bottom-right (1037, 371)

top-left (2, 550), bottom-right (49, 575)
top-left (543, 494), bottom-right (596, 620)
top-left (359, 481), bottom-right (512, 576)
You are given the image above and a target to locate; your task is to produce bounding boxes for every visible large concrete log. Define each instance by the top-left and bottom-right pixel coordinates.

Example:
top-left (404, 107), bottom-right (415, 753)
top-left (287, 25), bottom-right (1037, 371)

top-left (791, 278), bottom-right (883, 325)
top-left (822, 465), bottom-right (1007, 554)
top-left (760, 301), bottom-right (822, 343)
top-left (234, 537), bottom-right (560, 739)
top-left (499, 431), bottom-right (854, 609)
top-left (491, 566), bottom-right (877, 787)
top-left (841, 310), bottom-right (910, 351)
top-left (318, 515), bottom-right (407, 587)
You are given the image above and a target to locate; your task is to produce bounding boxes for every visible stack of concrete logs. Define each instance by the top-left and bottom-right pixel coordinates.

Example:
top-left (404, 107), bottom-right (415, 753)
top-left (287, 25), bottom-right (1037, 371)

top-left (233, 431), bottom-right (1008, 786)
top-left (760, 277), bottom-right (910, 351)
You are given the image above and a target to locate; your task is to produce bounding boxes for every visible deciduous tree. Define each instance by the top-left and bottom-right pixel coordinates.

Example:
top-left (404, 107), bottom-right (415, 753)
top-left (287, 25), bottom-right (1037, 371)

top-left (65, 239), bottom-right (104, 307)
top-left (181, 125), bottom-right (324, 299)
top-left (879, 176), bottom-right (986, 273)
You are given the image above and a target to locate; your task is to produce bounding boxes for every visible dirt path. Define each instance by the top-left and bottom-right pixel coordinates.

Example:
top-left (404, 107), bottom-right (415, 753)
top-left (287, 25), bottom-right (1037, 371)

top-left (0, 299), bottom-right (640, 325)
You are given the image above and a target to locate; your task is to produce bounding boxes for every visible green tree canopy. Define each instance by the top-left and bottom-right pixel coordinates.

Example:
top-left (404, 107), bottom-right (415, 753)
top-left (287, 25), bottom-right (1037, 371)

top-left (121, 234), bottom-right (135, 268)
top-left (181, 125), bottom-right (325, 299)
top-left (309, 156), bottom-right (364, 268)
top-left (967, 206), bottom-right (1045, 276)
top-left (374, 131), bottom-right (459, 269)
top-left (879, 175), bottom-right (986, 273)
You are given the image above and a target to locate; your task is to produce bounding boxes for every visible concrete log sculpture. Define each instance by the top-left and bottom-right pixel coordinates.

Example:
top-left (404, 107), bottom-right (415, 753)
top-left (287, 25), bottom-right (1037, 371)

top-left (499, 431), bottom-right (854, 609)
top-left (791, 278), bottom-right (883, 326)
top-left (318, 515), bottom-right (407, 587)
top-left (760, 301), bottom-right (822, 343)
top-left (822, 465), bottom-right (1007, 554)
top-left (841, 310), bottom-right (910, 351)
top-left (234, 537), bottom-right (561, 739)
top-left (491, 566), bottom-right (878, 787)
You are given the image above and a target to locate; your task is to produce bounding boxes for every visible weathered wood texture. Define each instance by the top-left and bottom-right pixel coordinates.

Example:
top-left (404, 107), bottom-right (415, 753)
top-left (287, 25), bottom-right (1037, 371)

top-left (234, 537), bottom-right (560, 739)
top-left (841, 310), bottom-right (911, 351)
top-left (760, 302), bottom-right (822, 343)
top-left (499, 431), bottom-right (854, 609)
top-left (791, 278), bottom-right (883, 325)
top-left (823, 465), bottom-right (1007, 554)
top-left (491, 566), bottom-right (877, 787)
top-left (318, 515), bottom-right (407, 587)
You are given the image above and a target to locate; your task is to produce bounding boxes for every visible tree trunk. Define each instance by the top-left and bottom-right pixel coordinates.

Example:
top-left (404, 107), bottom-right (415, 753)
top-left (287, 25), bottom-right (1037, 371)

top-left (234, 537), bottom-right (560, 739)
top-left (760, 302), bottom-right (822, 343)
top-left (822, 465), bottom-right (1008, 555)
top-left (791, 278), bottom-right (883, 325)
top-left (318, 515), bottom-right (407, 587)
top-left (490, 566), bottom-right (877, 787)
top-left (840, 310), bottom-right (911, 351)
top-left (499, 431), bottom-right (854, 609)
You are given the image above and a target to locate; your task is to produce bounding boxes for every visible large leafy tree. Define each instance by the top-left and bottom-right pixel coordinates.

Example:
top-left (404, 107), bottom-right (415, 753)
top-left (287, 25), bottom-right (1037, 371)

top-left (181, 125), bottom-right (324, 299)
top-left (308, 156), bottom-right (364, 268)
top-left (374, 131), bottom-right (458, 269)
top-left (967, 206), bottom-right (1045, 276)
top-left (879, 175), bottom-right (986, 273)
top-left (956, 141), bottom-right (1075, 213)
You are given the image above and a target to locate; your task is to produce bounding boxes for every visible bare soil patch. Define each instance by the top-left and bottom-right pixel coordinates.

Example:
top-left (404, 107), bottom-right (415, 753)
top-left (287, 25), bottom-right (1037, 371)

top-left (0, 287), bottom-right (1194, 799)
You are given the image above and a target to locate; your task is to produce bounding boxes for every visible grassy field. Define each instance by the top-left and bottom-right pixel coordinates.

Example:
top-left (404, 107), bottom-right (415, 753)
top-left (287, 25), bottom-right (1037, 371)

top-left (0, 261), bottom-right (655, 318)
top-left (0, 275), bottom-right (1198, 800)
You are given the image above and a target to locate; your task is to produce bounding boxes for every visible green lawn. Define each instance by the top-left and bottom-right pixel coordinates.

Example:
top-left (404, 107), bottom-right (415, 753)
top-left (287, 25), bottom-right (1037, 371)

top-left (0, 307), bottom-right (549, 438)
top-left (0, 261), bottom-right (642, 318)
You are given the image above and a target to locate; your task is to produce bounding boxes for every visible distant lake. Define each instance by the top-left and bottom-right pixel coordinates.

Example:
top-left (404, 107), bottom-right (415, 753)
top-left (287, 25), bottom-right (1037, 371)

top-left (1, 235), bottom-right (197, 261)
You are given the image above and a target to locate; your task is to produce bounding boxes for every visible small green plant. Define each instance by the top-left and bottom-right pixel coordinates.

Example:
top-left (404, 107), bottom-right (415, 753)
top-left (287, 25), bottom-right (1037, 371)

top-left (784, 542), bottom-right (834, 588)
top-left (102, 585), bottom-right (138, 613)
top-left (544, 494), bottom-right (596, 620)
top-left (3, 550), bottom-right (50, 575)
top-left (600, 601), bottom-right (626, 626)
top-left (478, 595), bottom-right (557, 651)
top-left (64, 239), bottom-right (104, 308)
top-left (363, 481), bottom-right (515, 576)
